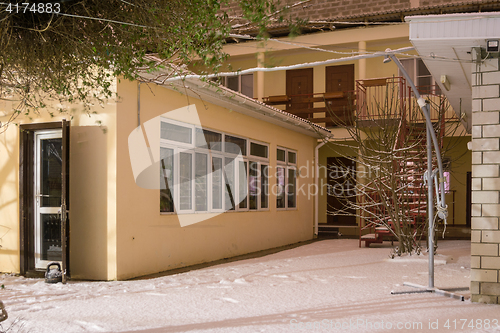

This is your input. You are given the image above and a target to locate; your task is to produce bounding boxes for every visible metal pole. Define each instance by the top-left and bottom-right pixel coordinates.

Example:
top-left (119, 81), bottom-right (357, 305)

top-left (426, 116), bottom-right (434, 289)
top-left (386, 52), bottom-right (446, 290)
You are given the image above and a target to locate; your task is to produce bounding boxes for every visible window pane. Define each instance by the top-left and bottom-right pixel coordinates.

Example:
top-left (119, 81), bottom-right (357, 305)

top-left (417, 76), bottom-right (432, 92)
top-left (276, 167), bottom-right (285, 209)
top-left (250, 142), bottom-right (268, 158)
top-left (277, 149), bottom-right (286, 162)
top-left (195, 128), bottom-right (222, 151)
top-left (195, 153), bottom-right (208, 211)
top-left (225, 135), bottom-right (247, 155)
top-left (179, 152), bottom-right (192, 210)
top-left (249, 161), bottom-right (258, 210)
top-left (400, 58), bottom-right (415, 83)
top-left (288, 168), bottom-right (297, 208)
top-left (417, 59), bottom-right (430, 76)
top-left (224, 157), bottom-right (235, 211)
top-left (288, 151), bottom-right (297, 164)
top-left (160, 148), bottom-right (174, 213)
top-left (239, 161), bottom-right (248, 209)
top-left (241, 74), bottom-right (253, 98)
top-left (212, 157), bottom-right (223, 210)
top-left (40, 138), bottom-right (62, 207)
top-left (261, 164), bottom-right (269, 209)
top-left (226, 76), bottom-right (239, 92)
top-left (161, 122), bottom-right (192, 144)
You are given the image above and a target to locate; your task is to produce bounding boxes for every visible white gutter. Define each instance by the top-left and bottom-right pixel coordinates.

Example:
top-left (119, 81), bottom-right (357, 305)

top-left (172, 77), bottom-right (332, 139)
top-left (314, 138), bottom-right (329, 236)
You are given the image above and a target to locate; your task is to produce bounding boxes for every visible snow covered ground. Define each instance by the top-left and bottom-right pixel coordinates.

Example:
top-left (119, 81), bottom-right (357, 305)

top-left (1, 239), bottom-right (499, 333)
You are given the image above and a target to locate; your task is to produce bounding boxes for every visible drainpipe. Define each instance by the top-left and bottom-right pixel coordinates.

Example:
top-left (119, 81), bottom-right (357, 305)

top-left (314, 138), bottom-right (329, 236)
top-left (137, 82), bottom-right (141, 127)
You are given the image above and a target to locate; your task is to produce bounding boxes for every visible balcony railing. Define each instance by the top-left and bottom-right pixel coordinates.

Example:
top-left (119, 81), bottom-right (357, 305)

top-left (262, 91), bottom-right (356, 127)
top-left (357, 77), bottom-right (457, 124)
top-left (262, 76), bottom-right (458, 128)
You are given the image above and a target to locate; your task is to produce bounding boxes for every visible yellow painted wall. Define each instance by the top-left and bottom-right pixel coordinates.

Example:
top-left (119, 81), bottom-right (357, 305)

top-left (223, 25), bottom-right (412, 105)
top-left (0, 90), bottom-right (118, 279)
top-left (68, 102), bottom-right (117, 280)
top-left (0, 122), bottom-right (21, 272)
top-left (443, 135), bottom-right (472, 226)
top-left (115, 79), bottom-right (317, 280)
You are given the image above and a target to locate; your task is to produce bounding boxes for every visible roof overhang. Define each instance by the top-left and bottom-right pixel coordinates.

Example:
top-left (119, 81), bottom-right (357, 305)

top-left (137, 70), bottom-right (331, 139)
top-left (406, 12), bottom-right (500, 133)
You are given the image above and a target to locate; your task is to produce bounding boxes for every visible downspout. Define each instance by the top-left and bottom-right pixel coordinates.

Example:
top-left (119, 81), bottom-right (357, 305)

top-left (314, 138), bottom-right (329, 236)
top-left (137, 82), bottom-right (141, 126)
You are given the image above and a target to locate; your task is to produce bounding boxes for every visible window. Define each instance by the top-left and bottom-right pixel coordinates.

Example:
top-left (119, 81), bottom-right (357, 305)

top-left (179, 152), bottom-right (193, 211)
top-left (160, 148), bottom-right (174, 213)
top-left (196, 128), bottom-right (222, 151)
top-left (223, 74), bottom-right (253, 98)
top-left (276, 147), bottom-right (297, 210)
top-left (225, 135), bottom-right (246, 156)
top-left (161, 122), bottom-right (192, 144)
top-left (250, 142), bottom-right (268, 159)
top-left (400, 58), bottom-right (441, 95)
top-left (212, 157), bottom-right (223, 210)
top-left (159, 119), bottom-right (269, 214)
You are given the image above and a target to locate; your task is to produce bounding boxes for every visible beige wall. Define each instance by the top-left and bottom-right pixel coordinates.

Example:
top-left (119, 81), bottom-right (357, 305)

top-left (0, 122), bottom-right (21, 272)
top-left (223, 25), bottom-right (413, 104)
top-left (0, 91), bottom-right (117, 278)
top-left (443, 136), bottom-right (472, 226)
top-left (69, 104), bottom-right (117, 280)
top-left (115, 80), bottom-right (317, 280)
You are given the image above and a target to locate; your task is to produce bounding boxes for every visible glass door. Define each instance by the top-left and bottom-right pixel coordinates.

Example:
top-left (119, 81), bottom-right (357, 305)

top-left (34, 130), bottom-right (63, 269)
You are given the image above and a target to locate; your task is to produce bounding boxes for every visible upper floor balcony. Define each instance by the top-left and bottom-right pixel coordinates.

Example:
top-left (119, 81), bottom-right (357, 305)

top-left (262, 76), bottom-right (458, 129)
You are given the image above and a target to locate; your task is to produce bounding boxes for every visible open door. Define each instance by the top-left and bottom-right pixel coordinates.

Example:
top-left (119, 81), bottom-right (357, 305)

top-left (19, 121), bottom-right (70, 278)
top-left (61, 119), bottom-right (70, 282)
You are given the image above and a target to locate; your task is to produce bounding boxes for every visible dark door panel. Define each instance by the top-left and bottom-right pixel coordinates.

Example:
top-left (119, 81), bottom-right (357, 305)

top-left (327, 157), bottom-right (357, 226)
top-left (286, 68), bottom-right (313, 112)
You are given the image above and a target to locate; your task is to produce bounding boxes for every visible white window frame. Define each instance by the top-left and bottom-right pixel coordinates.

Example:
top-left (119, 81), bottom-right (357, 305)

top-left (160, 146), bottom-right (176, 215)
top-left (210, 153), bottom-right (225, 213)
top-left (276, 146), bottom-right (298, 211)
top-left (194, 151), bottom-right (210, 213)
top-left (160, 118), bottom-right (273, 214)
top-left (177, 149), bottom-right (195, 214)
top-left (248, 139), bottom-right (270, 211)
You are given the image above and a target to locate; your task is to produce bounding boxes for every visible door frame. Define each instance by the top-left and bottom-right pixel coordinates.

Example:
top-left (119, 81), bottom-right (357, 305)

top-left (19, 121), bottom-right (70, 277)
top-left (34, 129), bottom-right (63, 270)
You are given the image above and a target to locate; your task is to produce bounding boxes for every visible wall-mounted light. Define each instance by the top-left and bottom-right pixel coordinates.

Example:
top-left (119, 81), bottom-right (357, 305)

top-left (487, 40), bottom-right (499, 53)
top-left (440, 75), bottom-right (451, 91)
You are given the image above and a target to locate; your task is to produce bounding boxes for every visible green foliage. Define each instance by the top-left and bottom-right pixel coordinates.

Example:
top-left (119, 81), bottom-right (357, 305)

top-left (0, 0), bottom-right (301, 128)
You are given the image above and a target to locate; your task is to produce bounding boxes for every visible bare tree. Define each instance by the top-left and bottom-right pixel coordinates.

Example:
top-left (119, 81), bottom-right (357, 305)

top-left (325, 77), bottom-right (466, 256)
top-left (0, 0), bottom-right (308, 132)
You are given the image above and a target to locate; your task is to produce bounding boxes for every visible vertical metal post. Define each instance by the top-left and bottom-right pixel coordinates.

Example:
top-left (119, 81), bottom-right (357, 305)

top-left (426, 112), bottom-right (434, 289)
top-left (386, 51), bottom-right (447, 290)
